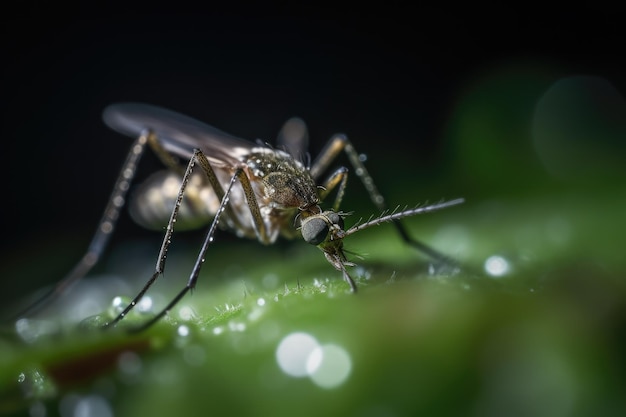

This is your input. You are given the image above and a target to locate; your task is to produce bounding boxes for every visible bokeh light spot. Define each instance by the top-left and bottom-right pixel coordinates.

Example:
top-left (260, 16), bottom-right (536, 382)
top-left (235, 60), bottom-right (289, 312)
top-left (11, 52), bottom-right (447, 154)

top-left (276, 332), bottom-right (320, 377)
top-left (307, 344), bottom-right (352, 389)
top-left (484, 255), bottom-right (511, 277)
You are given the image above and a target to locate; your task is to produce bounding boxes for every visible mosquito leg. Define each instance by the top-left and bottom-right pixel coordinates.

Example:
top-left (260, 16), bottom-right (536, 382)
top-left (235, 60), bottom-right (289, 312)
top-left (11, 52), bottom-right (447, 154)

top-left (184, 150), bottom-right (267, 250)
top-left (233, 169), bottom-right (268, 241)
top-left (339, 263), bottom-right (358, 293)
top-left (130, 169), bottom-right (243, 332)
top-left (311, 134), bottom-right (458, 267)
top-left (108, 145), bottom-right (270, 329)
top-left (11, 132), bottom-right (150, 321)
top-left (311, 134), bottom-right (386, 208)
top-left (189, 153), bottom-right (269, 242)
top-left (318, 167), bottom-right (348, 212)
top-left (104, 147), bottom-right (217, 327)
top-left (323, 251), bottom-right (358, 293)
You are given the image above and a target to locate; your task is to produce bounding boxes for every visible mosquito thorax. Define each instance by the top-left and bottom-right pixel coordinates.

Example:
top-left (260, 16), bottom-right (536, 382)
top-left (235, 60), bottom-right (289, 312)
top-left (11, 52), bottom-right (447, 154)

top-left (300, 211), bottom-right (345, 246)
top-left (246, 149), bottom-right (319, 210)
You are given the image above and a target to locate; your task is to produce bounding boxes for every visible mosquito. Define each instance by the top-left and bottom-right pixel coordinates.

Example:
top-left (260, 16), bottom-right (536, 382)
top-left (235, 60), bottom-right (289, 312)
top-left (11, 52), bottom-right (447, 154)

top-left (16, 103), bottom-right (463, 331)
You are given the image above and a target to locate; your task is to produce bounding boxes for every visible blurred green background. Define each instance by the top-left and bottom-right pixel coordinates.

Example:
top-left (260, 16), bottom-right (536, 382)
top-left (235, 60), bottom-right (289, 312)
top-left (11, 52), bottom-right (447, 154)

top-left (1, 7), bottom-right (625, 417)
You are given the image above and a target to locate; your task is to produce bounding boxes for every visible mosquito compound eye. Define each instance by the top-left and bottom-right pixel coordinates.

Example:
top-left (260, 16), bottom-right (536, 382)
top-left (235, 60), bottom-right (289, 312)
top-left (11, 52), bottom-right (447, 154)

top-left (301, 217), bottom-right (330, 246)
top-left (325, 212), bottom-right (344, 230)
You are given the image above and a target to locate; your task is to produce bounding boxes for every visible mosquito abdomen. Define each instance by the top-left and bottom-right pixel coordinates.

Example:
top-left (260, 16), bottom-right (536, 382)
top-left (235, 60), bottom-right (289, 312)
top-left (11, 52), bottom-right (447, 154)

top-left (130, 170), bottom-right (220, 231)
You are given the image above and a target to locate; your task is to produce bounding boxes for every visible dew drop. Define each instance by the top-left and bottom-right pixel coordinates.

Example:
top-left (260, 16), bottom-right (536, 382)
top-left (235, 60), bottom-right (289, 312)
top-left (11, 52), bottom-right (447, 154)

top-left (113, 195), bottom-right (125, 207)
top-left (109, 296), bottom-right (131, 316)
top-left (228, 321), bottom-right (246, 332)
top-left (100, 221), bottom-right (113, 234)
top-left (136, 296), bottom-right (153, 313)
top-left (178, 306), bottom-right (195, 321)
top-left (484, 255), bottom-right (511, 277)
top-left (177, 325), bottom-right (190, 337)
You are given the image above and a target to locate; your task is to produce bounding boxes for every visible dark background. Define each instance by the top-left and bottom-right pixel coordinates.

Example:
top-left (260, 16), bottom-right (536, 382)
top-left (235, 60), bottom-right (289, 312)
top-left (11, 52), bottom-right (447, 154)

top-left (1, 6), bottom-right (624, 301)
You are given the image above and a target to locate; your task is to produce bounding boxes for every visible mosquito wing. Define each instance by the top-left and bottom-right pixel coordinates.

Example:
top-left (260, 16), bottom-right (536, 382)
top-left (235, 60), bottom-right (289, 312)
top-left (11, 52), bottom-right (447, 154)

top-left (103, 102), bottom-right (255, 167)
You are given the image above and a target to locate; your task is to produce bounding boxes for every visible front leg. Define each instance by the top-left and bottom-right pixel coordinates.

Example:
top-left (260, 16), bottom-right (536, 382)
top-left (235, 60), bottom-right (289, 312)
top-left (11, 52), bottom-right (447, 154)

top-left (318, 166), bottom-right (348, 212)
top-left (310, 134), bottom-right (459, 268)
top-left (310, 134), bottom-right (386, 210)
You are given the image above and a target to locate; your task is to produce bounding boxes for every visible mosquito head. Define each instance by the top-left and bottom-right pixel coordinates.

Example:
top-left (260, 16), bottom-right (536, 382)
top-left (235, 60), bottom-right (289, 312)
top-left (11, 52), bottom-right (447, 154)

top-left (300, 210), bottom-right (345, 246)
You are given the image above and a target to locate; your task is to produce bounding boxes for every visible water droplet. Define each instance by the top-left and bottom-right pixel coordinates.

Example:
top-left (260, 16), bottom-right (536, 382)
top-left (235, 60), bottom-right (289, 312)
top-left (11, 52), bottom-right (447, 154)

top-left (100, 221), bottom-right (113, 234)
top-left (17, 369), bottom-right (55, 400)
top-left (136, 296), bottom-right (153, 313)
top-left (313, 278), bottom-right (327, 291)
top-left (248, 305), bottom-right (264, 322)
top-left (484, 255), bottom-right (511, 277)
top-left (178, 306), bottom-right (195, 321)
top-left (113, 195), bottom-right (125, 208)
top-left (228, 321), bottom-right (246, 332)
top-left (79, 314), bottom-right (108, 329)
top-left (110, 296), bottom-right (129, 315)
top-left (257, 297), bottom-right (266, 307)
top-left (177, 325), bottom-right (190, 337)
